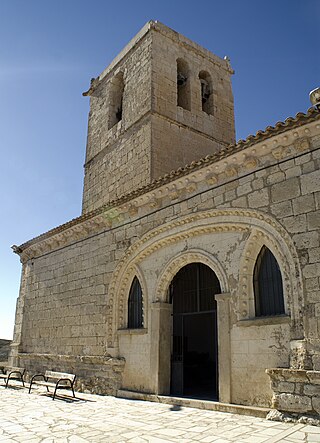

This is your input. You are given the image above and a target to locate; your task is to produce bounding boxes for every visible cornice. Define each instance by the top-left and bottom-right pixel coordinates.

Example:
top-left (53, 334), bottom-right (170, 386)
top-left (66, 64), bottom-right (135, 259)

top-left (12, 108), bottom-right (320, 263)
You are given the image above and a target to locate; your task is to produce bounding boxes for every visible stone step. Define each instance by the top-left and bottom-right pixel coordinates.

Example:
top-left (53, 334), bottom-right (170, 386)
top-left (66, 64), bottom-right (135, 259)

top-left (117, 389), bottom-right (270, 418)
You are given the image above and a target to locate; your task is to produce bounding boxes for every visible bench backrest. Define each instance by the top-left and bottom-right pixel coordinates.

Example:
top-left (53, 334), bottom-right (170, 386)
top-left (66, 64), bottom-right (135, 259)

top-left (45, 370), bottom-right (76, 382)
top-left (3, 366), bottom-right (25, 375)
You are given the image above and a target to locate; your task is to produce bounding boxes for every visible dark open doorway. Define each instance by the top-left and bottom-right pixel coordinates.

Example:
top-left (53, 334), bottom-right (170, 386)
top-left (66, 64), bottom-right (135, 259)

top-left (170, 262), bottom-right (221, 400)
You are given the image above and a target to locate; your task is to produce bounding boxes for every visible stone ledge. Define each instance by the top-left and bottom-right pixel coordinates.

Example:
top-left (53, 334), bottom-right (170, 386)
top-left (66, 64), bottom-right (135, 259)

top-left (18, 352), bottom-right (124, 365)
top-left (118, 328), bottom-right (148, 335)
top-left (237, 315), bottom-right (290, 327)
top-left (117, 389), bottom-right (270, 418)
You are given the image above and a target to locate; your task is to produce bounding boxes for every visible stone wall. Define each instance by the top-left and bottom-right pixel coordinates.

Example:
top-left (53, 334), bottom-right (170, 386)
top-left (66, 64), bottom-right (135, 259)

top-left (18, 353), bottom-right (124, 395)
top-left (267, 368), bottom-right (320, 416)
top-left (11, 114), bottom-right (320, 408)
top-left (0, 339), bottom-right (11, 362)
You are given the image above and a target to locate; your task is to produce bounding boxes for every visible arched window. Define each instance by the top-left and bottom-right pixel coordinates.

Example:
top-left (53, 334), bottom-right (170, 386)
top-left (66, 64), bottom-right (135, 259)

top-left (253, 246), bottom-right (285, 317)
top-left (177, 59), bottom-right (191, 110)
top-left (199, 71), bottom-right (213, 115)
top-left (128, 277), bottom-right (143, 329)
top-left (108, 72), bottom-right (124, 129)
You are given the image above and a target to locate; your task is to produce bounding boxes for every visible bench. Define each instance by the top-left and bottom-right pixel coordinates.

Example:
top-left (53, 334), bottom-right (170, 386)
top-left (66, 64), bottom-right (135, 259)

top-left (29, 370), bottom-right (76, 400)
top-left (0, 366), bottom-right (25, 388)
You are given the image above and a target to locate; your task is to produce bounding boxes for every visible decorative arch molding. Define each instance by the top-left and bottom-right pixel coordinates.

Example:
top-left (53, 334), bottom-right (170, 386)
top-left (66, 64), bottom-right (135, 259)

top-left (106, 208), bottom-right (303, 349)
top-left (238, 228), bottom-right (303, 334)
top-left (115, 263), bottom-right (148, 333)
top-left (155, 249), bottom-right (228, 304)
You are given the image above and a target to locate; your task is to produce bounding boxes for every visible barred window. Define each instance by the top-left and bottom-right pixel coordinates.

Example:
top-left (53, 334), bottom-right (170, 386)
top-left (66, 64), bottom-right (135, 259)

top-left (254, 246), bottom-right (285, 317)
top-left (128, 277), bottom-right (143, 329)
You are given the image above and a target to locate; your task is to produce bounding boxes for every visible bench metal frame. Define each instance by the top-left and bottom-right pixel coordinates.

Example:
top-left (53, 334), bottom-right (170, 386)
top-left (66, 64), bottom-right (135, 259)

top-left (29, 370), bottom-right (76, 400)
top-left (0, 367), bottom-right (25, 388)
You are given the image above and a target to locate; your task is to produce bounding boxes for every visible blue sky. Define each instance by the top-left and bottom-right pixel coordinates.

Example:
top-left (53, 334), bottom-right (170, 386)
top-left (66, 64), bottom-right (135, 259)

top-left (0, 0), bottom-right (319, 339)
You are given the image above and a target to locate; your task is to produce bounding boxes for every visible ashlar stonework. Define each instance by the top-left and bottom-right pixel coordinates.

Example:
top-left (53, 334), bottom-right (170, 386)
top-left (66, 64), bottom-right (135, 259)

top-left (10, 21), bottom-right (320, 416)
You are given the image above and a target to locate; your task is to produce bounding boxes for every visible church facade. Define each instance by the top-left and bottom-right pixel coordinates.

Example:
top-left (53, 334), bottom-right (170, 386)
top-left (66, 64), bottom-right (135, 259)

top-left (10, 21), bottom-right (320, 415)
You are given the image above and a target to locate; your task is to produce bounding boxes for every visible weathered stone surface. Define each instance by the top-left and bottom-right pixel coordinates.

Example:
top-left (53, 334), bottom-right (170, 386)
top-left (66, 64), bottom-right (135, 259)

top-left (271, 177), bottom-right (301, 203)
top-left (273, 393), bottom-right (312, 413)
top-left (301, 170), bottom-right (320, 195)
top-left (312, 396), bottom-right (320, 414)
top-left (308, 211), bottom-right (320, 231)
top-left (293, 194), bottom-right (315, 215)
top-left (247, 189), bottom-right (269, 208)
top-left (307, 371), bottom-right (320, 385)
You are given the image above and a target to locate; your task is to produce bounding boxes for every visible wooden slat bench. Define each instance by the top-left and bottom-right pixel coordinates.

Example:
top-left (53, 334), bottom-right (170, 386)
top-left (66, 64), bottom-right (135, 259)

top-left (0, 366), bottom-right (25, 388)
top-left (28, 370), bottom-right (76, 400)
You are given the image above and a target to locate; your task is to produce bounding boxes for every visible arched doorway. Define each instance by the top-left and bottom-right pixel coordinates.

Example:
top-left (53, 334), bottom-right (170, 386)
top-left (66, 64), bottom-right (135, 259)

top-left (170, 262), bottom-right (221, 400)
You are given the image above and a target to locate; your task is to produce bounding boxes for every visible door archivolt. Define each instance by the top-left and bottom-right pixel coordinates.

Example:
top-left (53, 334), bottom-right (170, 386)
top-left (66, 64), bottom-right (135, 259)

top-left (155, 250), bottom-right (228, 304)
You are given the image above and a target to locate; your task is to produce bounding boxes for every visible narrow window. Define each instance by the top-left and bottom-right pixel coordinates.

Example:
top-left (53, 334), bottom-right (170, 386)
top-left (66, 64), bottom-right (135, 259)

top-left (108, 72), bottom-right (124, 129)
top-left (177, 59), bottom-right (191, 110)
top-left (128, 277), bottom-right (143, 329)
top-left (199, 71), bottom-right (213, 115)
top-left (254, 246), bottom-right (285, 317)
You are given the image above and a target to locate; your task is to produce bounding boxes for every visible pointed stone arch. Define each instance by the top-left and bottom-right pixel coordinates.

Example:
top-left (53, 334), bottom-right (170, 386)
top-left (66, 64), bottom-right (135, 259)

top-left (115, 263), bottom-right (148, 332)
top-left (237, 227), bottom-right (303, 337)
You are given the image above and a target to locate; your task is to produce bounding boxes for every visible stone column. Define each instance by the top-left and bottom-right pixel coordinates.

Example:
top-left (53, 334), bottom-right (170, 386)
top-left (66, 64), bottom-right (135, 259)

top-left (150, 302), bottom-right (172, 395)
top-left (215, 292), bottom-right (232, 403)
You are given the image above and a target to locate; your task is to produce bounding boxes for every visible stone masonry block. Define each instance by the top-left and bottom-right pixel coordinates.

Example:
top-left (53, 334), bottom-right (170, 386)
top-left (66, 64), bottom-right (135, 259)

top-left (266, 171), bottom-right (285, 185)
top-left (273, 393), bottom-right (312, 413)
top-left (301, 170), bottom-right (320, 195)
top-left (309, 248), bottom-right (320, 264)
top-left (293, 194), bottom-right (315, 215)
top-left (252, 178), bottom-right (264, 190)
top-left (271, 177), bottom-right (301, 203)
top-left (282, 214), bottom-right (306, 234)
top-left (285, 166), bottom-right (301, 179)
top-left (312, 396), bottom-right (320, 414)
top-left (237, 182), bottom-right (252, 197)
top-left (295, 153), bottom-right (311, 165)
top-left (247, 188), bottom-right (269, 208)
top-left (306, 371), bottom-right (320, 385)
top-left (303, 263), bottom-right (320, 279)
top-left (270, 201), bottom-right (293, 218)
top-left (307, 211), bottom-right (320, 231)
top-left (293, 231), bottom-right (319, 250)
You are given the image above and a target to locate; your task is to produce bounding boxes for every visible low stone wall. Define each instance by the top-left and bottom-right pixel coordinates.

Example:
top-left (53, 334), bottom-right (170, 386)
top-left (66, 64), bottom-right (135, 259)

top-left (17, 353), bottom-right (125, 395)
top-left (267, 368), bottom-right (320, 416)
top-left (0, 339), bottom-right (11, 362)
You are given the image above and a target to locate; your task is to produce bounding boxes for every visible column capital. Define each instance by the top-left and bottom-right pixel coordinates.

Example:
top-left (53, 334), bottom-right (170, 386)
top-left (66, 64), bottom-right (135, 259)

top-left (151, 301), bottom-right (172, 311)
top-left (215, 292), bottom-right (231, 303)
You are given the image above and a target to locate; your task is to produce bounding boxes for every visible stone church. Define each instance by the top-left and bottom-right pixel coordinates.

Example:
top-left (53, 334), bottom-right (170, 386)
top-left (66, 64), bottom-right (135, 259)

top-left (10, 21), bottom-right (320, 415)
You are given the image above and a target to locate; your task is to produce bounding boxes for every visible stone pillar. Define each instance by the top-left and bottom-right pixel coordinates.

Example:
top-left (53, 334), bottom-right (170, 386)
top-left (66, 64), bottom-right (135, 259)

top-left (150, 302), bottom-right (172, 395)
top-left (8, 262), bottom-right (29, 366)
top-left (215, 292), bottom-right (232, 403)
top-left (290, 339), bottom-right (313, 370)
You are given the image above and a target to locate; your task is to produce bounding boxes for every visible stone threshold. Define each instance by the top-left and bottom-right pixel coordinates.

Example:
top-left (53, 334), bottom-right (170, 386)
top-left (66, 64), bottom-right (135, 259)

top-left (117, 389), bottom-right (270, 418)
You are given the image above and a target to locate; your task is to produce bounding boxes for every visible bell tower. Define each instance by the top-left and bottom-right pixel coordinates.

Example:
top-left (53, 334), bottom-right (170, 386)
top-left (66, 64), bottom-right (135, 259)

top-left (82, 21), bottom-right (235, 214)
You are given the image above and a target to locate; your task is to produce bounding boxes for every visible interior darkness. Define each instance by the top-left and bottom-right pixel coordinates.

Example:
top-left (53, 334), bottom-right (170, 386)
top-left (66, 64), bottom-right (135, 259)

top-left (170, 263), bottom-right (221, 400)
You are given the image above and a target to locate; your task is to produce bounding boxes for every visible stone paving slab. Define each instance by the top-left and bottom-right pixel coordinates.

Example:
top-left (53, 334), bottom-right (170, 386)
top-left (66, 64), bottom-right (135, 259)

top-left (0, 384), bottom-right (319, 442)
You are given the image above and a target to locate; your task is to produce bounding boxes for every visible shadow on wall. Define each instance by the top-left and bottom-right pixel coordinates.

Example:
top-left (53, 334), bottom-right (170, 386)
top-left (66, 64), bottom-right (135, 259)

top-left (0, 339), bottom-right (12, 363)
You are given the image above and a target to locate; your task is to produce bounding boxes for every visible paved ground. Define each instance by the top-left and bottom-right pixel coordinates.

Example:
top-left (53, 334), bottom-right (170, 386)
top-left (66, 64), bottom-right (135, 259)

top-left (0, 384), bottom-right (320, 442)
